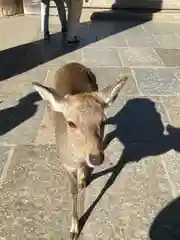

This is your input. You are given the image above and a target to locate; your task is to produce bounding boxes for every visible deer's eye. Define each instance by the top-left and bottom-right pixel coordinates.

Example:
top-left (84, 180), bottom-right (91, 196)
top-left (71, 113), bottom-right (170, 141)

top-left (67, 121), bottom-right (77, 128)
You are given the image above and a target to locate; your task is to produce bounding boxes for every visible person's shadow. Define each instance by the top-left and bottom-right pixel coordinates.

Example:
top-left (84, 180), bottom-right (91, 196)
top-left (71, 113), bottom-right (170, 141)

top-left (149, 196), bottom-right (180, 240)
top-left (78, 97), bottom-right (180, 236)
top-left (0, 92), bottom-right (41, 135)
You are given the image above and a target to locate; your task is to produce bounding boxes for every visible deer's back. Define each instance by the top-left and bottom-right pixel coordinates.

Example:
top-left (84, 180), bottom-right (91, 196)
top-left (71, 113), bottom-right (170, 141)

top-left (54, 62), bottom-right (98, 95)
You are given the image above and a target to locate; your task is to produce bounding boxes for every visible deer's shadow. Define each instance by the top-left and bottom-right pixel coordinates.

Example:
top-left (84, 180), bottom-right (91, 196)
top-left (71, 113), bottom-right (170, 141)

top-left (78, 97), bottom-right (180, 235)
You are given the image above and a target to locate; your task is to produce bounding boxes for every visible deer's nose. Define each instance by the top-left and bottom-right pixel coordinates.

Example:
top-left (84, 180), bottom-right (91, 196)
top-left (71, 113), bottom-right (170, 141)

top-left (89, 153), bottom-right (104, 166)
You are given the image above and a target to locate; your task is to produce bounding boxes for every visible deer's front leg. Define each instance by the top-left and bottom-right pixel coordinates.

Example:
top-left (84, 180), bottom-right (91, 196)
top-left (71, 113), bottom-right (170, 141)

top-left (69, 172), bottom-right (79, 239)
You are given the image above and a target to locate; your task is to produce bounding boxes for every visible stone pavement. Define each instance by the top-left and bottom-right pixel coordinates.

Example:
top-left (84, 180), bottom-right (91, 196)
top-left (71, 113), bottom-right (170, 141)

top-left (1, 15), bottom-right (180, 240)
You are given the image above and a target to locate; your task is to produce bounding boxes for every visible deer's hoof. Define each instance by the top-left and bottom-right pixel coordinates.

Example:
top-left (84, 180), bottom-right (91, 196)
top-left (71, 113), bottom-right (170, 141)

top-left (70, 219), bottom-right (79, 239)
top-left (70, 231), bottom-right (78, 240)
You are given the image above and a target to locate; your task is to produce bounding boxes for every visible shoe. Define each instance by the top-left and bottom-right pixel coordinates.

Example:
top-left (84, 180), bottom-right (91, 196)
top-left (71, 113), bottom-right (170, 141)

top-left (67, 36), bottom-right (80, 45)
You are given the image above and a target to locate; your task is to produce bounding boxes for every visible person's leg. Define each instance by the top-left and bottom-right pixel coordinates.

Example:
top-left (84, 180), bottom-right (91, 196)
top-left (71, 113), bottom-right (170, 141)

top-left (41, 0), bottom-right (50, 40)
top-left (66, 0), bottom-right (83, 43)
top-left (55, 0), bottom-right (68, 33)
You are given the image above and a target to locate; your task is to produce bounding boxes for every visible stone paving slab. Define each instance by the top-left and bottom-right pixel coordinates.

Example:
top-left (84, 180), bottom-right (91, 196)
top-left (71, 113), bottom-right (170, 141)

top-left (123, 24), bottom-right (147, 35)
top-left (142, 22), bottom-right (173, 35)
top-left (0, 146), bottom-right (12, 178)
top-left (0, 16), bottom-right (40, 51)
top-left (161, 96), bottom-right (180, 127)
top-left (167, 23), bottom-right (180, 36)
top-left (1, 16), bottom-right (180, 240)
top-left (83, 48), bottom-right (122, 67)
top-left (132, 68), bottom-right (180, 95)
top-left (88, 34), bottom-right (127, 48)
top-left (117, 47), bottom-right (165, 67)
top-left (152, 34), bottom-right (180, 49)
top-left (0, 145), bottom-right (72, 240)
top-left (124, 34), bottom-right (160, 48)
top-left (161, 150), bottom-right (180, 196)
top-left (154, 48), bottom-right (180, 67)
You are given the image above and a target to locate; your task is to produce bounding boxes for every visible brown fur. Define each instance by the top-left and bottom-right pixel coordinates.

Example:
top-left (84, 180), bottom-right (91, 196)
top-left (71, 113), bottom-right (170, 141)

top-left (54, 62), bottom-right (98, 95)
top-left (33, 62), bottom-right (128, 238)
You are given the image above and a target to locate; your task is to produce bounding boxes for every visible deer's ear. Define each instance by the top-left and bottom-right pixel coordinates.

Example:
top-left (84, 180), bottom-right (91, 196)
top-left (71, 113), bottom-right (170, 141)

top-left (97, 76), bottom-right (128, 106)
top-left (32, 82), bottom-right (68, 113)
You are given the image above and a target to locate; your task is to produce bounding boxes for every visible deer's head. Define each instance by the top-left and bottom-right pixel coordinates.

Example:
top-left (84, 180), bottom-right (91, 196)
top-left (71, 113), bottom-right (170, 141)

top-left (33, 76), bottom-right (127, 168)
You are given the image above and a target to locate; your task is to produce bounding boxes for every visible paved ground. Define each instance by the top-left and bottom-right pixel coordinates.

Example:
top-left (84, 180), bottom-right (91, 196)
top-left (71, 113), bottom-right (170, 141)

top-left (1, 15), bottom-right (180, 240)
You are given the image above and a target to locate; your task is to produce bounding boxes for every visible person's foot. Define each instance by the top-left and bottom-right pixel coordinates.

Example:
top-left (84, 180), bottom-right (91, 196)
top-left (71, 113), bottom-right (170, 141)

top-left (67, 36), bottom-right (80, 45)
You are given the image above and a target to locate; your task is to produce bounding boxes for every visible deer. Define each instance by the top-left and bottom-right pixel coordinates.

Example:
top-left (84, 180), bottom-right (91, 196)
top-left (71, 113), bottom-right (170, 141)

top-left (32, 62), bottom-right (128, 239)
